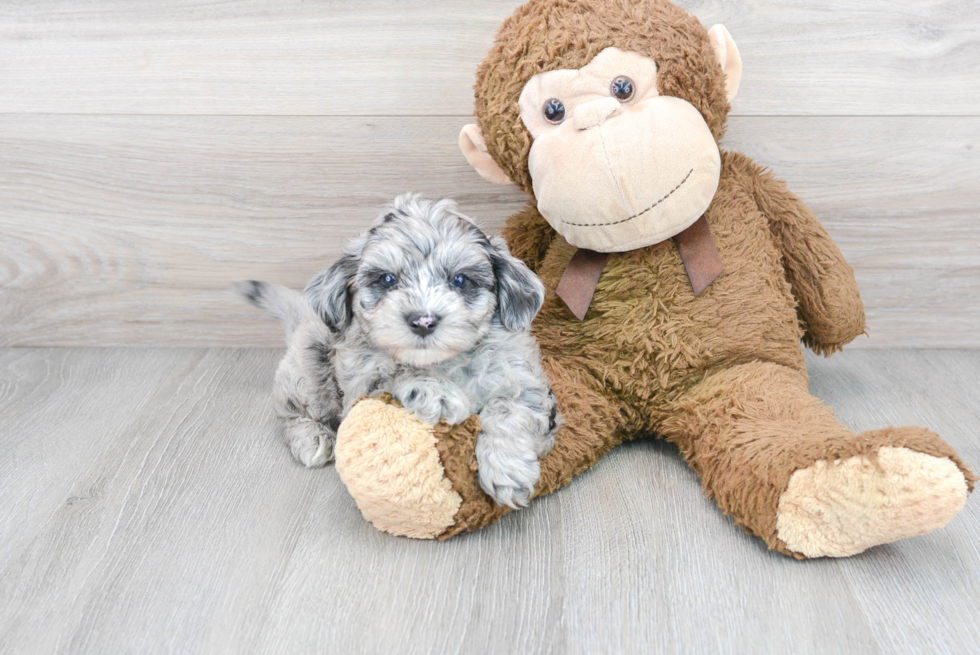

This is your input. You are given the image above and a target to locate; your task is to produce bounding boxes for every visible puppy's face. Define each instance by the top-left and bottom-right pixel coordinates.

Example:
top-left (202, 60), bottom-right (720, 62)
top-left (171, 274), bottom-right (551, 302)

top-left (353, 210), bottom-right (498, 366)
top-left (307, 196), bottom-right (545, 367)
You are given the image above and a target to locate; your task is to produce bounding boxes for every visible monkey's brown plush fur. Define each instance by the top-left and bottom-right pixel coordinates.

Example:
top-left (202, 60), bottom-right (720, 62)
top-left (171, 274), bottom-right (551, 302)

top-left (334, 0), bottom-right (975, 557)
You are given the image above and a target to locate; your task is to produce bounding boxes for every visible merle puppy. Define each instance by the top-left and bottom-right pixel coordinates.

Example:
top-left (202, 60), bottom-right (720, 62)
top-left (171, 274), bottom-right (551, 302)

top-left (238, 194), bottom-right (560, 508)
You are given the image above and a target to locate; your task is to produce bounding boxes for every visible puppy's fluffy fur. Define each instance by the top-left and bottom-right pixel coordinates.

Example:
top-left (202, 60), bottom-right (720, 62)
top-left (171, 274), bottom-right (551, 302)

top-left (238, 194), bottom-right (560, 508)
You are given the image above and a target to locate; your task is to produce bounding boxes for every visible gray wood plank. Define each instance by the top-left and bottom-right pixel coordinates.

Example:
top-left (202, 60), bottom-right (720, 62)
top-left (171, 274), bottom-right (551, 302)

top-left (0, 114), bottom-right (528, 347)
top-left (0, 348), bottom-right (977, 654)
top-left (0, 348), bottom-right (316, 654)
top-left (805, 350), bottom-right (980, 655)
top-left (0, 349), bottom-right (206, 565)
top-left (1, 0), bottom-right (977, 116)
top-left (1, 114), bottom-right (977, 347)
top-left (550, 441), bottom-right (883, 654)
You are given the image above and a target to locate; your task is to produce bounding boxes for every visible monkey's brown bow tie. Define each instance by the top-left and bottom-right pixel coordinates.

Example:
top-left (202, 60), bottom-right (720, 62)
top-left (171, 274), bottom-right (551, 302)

top-left (555, 215), bottom-right (724, 320)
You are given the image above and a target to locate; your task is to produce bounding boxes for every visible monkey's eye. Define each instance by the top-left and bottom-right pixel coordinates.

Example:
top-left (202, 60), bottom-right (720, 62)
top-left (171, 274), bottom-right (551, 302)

top-left (450, 273), bottom-right (468, 289)
top-left (380, 273), bottom-right (397, 289)
top-left (543, 98), bottom-right (566, 124)
top-left (610, 76), bottom-right (635, 102)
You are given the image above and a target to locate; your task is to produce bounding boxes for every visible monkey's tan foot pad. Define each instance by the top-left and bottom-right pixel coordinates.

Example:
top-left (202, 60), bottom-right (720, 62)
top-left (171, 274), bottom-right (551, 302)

top-left (776, 446), bottom-right (970, 558)
top-left (335, 395), bottom-right (480, 539)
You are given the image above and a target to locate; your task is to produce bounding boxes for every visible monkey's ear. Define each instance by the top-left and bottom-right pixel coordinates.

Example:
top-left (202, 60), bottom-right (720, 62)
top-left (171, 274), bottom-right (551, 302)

top-left (708, 25), bottom-right (742, 103)
top-left (459, 124), bottom-right (515, 186)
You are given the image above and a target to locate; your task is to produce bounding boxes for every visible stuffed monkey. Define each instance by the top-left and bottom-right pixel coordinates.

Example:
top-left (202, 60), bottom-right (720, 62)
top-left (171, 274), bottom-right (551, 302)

top-left (334, 0), bottom-right (975, 557)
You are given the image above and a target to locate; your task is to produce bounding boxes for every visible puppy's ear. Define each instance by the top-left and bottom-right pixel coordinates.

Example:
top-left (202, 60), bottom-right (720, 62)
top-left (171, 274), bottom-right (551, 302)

top-left (305, 255), bottom-right (358, 332)
top-left (489, 236), bottom-right (545, 331)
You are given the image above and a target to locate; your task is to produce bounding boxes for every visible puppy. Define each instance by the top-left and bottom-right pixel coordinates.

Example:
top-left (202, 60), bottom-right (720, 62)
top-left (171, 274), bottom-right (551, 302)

top-left (237, 194), bottom-right (560, 508)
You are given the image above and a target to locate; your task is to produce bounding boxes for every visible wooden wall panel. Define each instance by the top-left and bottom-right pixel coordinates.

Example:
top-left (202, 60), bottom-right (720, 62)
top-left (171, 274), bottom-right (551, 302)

top-left (2, 115), bottom-right (977, 347)
top-left (1, 0), bottom-right (978, 116)
top-left (1, 1), bottom-right (978, 346)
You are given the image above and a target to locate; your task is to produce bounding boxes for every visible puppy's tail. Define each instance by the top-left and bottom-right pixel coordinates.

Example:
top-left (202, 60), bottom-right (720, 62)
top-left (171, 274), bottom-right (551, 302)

top-left (234, 280), bottom-right (314, 339)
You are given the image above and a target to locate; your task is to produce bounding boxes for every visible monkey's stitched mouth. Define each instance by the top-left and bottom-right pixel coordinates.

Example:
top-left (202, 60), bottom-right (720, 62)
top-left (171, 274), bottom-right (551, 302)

top-left (561, 168), bottom-right (694, 228)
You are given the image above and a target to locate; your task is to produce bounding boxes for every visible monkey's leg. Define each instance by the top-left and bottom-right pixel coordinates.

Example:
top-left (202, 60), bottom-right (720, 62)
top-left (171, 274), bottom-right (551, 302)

top-left (658, 362), bottom-right (976, 558)
top-left (438, 357), bottom-right (637, 537)
top-left (335, 358), bottom-right (634, 539)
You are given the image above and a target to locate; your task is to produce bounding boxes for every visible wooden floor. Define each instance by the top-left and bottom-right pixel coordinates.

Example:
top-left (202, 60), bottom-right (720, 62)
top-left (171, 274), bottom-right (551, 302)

top-left (0, 348), bottom-right (977, 654)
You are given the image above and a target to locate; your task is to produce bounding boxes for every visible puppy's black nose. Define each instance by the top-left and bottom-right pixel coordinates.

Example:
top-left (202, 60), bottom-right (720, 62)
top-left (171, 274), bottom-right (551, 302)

top-left (407, 313), bottom-right (439, 337)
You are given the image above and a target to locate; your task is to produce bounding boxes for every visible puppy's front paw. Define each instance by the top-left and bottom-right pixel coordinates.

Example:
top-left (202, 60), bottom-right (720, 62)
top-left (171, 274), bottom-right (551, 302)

top-left (435, 393), bottom-right (472, 425)
top-left (284, 418), bottom-right (336, 468)
top-left (395, 381), bottom-right (471, 425)
top-left (475, 446), bottom-right (541, 509)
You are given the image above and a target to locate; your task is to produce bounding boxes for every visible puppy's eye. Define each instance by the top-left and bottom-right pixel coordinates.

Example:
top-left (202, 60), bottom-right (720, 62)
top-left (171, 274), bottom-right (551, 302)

top-left (543, 98), bottom-right (565, 124)
top-left (450, 273), bottom-right (468, 289)
top-left (380, 273), bottom-right (397, 289)
top-left (610, 76), bottom-right (635, 102)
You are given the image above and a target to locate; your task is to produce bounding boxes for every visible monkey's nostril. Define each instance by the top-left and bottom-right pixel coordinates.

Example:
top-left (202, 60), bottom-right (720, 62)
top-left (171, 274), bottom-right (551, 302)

top-left (407, 313), bottom-right (439, 337)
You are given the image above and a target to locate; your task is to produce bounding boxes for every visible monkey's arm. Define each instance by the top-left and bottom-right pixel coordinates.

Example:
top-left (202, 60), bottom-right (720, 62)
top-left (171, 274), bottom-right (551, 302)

top-left (734, 153), bottom-right (866, 355)
top-left (501, 203), bottom-right (558, 272)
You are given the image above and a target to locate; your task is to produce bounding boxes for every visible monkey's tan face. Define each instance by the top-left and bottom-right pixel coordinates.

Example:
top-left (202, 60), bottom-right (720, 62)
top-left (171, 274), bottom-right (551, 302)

top-left (518, 48), bottom-right (722, 253)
